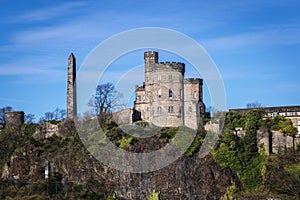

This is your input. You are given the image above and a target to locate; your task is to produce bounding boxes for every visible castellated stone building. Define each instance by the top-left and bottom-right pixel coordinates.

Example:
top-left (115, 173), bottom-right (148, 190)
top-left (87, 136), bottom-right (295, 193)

top-left (134, 51), bottom-right (205, 130)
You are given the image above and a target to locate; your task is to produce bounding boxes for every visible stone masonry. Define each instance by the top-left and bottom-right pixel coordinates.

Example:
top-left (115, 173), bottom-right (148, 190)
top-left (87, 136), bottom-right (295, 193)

top-left (67, 53), bottom-right (77, 120)
top-left (134, 51), bottom-right (205, 130)
top-left (5, 111), bottom-right (24, 128)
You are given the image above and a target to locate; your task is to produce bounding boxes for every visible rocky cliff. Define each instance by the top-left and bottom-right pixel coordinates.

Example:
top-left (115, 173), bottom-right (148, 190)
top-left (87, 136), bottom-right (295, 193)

top-left (0, 122), bottom-right (241, 199)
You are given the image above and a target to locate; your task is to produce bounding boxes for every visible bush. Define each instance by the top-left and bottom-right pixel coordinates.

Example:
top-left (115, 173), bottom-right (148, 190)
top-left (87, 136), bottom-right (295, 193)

top-left (118, 135), bottom-right (133, 149)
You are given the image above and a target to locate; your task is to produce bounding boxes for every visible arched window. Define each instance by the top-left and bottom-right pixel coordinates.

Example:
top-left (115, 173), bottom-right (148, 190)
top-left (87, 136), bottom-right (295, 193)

top-left (193, 91), bottom-right (197, 99)
top-left (169, 89), bottom-right (173, 99)
top-left (158, 89), bottom-right (161, 98)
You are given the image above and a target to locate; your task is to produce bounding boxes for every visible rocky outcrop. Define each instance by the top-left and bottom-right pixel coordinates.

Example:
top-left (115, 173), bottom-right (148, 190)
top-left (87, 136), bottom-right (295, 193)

top-left (0, 125), bottom-right (241, 199)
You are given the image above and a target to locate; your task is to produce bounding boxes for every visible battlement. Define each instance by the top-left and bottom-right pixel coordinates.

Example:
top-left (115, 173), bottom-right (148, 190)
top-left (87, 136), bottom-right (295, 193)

top-left (145, 51), bottom-right (185, 74)
top-left (157, 61), bottom-right (185, 74)
top-left (135, 82), bottom-right (145, 91)
top-left (184, 78), bottom-right (203, 85)
top-left (144, 51), bottom-right (158, 64)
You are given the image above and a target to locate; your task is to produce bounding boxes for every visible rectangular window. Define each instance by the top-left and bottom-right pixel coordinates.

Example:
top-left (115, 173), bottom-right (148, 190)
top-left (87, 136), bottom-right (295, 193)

top-left (180, 89), bottom-right (183, 99)
top-left (189, 106), bottom-right (192, 112)
top-left (168, 74), bottom-right (172, 80)
top-left (158, 106), bottom-right (162, 113)
top-left (169, 89), bottom-right (173, 99)
top-left (193, 91), bottom-right (197, 99)
top-left (271, 112), bottom-right (277, 117)
top-left (168, 106), bottom-right (174, 113)
top-left (158, 89), bottom-right (162, 98)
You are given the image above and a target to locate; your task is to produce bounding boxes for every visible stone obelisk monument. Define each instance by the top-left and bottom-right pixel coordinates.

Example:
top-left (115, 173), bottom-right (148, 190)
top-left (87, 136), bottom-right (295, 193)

top-left (67, 53), bottom-right (77, 120)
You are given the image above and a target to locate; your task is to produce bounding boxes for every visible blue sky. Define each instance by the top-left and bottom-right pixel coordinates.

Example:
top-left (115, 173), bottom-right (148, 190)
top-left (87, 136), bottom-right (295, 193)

top-left (1, 0), bottom-right (300, 120)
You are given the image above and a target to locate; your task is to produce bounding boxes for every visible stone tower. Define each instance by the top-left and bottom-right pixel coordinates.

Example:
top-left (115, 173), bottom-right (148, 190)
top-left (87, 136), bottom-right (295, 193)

top-left (134, 51), bottom-right (205, 130)
top-left (67, 53), bottom-right (77, 120)
top-left (5, 111), bottom-right (24, 128)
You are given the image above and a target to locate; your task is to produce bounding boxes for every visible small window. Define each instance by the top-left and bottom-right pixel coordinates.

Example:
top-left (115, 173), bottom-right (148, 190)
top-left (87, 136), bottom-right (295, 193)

top-left (168, 74), bottom-right (172, 80)
top-left (189, 106), bottom-right (192, 112)
top-left (180, 89), bottom-right (183, 99)
top-left (158, 89), bottom-right (162, 98)
top-left (271, 112), bottom-right (278, 117)
top-left (157, 106), bottom-right (162, 113)
top-left (168, 106), bottom-right (174, 113)
top-left (193, 91), bottom-right (197, 99)
top-left (169, 89), bottom-right (173, 99)
top-left (138, 96), bottom-right (141, 101)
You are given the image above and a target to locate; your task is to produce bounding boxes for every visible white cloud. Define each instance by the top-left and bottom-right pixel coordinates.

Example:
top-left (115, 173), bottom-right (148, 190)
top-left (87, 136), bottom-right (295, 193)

top-left (11, 2), bottom-right (87, 22)
top-left (203, 24), bottom-right (300, 52)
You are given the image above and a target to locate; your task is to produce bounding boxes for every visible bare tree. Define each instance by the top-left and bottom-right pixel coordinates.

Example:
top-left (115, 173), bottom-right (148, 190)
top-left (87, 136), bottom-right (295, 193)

top-left (0, 106), bottom-right (13, 124)
top-left (39, 108), bottom-right (67, 123)
top-left (88, 82), bottom-right (124, 116)
top-left (246, 101), bottom-right (262, 108)
top-left (25, 113), bottom-right (35, 124)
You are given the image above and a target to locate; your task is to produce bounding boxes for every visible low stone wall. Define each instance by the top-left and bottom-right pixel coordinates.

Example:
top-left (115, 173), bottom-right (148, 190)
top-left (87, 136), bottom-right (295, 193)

top-left (33, 122), bottom-right (60, 139)
top-left (112, 109), bottom-right (133, 126)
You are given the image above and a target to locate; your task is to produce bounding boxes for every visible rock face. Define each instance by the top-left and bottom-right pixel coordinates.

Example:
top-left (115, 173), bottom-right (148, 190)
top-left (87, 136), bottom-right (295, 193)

top-left (114, 155), bottom-right (240, 199)
top-left (0, 124), bottom-right (241, 199)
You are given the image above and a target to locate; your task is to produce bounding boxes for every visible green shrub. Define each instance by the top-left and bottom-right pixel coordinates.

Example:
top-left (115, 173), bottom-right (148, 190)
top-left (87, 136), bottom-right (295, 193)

top-left (119, 135), bottom-right (133, 149)
top-left (148, 189), bottom-right (160, 200)
top-left (160, 127), bottom-right (178, 140)
top-left (285, 164), bottom-right (300, 182)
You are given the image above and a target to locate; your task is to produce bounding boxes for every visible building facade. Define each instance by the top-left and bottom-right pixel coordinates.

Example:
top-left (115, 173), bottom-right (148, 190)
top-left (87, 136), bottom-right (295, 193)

top-left (134, 51), bottom-right (205, 130)
top-left (230, 105), bottom-right (300, 135)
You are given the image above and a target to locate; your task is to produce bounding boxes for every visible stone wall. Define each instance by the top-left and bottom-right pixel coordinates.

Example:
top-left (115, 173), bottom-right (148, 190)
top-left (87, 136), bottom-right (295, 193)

top-left (112, 108), bottom-right (133, 126)
top-left (5, 111), bottom-right (24, 128)
top-left (257, 130), bottom-right (295, 155)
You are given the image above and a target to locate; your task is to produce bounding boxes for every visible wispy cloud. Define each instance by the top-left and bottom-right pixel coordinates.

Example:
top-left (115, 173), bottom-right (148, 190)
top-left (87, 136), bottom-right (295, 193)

top-left (203, 24), bottom-right (300, 52)
top-left (0, 97), bottom-right (31, 104)
top-left (11, 2), bottom-right (87, 23)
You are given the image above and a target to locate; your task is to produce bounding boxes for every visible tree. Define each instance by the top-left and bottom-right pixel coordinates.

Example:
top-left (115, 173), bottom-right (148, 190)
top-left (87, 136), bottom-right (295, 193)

top-left (88, 82), bottom-right (123, 116)
top-left (282, 125), bottom-right (298, 151)
top-left (246, 101), bottom-right (262, 109)
top-left (39, 108), bottom-right (66, 123)
top-left (25, 113), bottom-right (35, 124)
top-left (0, 106), bottom-right (13, 124)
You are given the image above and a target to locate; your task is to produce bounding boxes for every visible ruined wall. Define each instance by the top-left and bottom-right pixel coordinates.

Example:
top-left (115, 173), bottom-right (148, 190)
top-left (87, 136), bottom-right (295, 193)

top-left (257, 130), bottom-right (295, 155)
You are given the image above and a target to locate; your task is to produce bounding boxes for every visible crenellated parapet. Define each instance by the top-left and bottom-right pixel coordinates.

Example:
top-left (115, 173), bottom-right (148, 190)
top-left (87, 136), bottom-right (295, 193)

top-left (184, 78), bottom-right (203, 85)
top-left (144, 51), bottom-right (185, 75)
top-left (157, 61), bottom-right (185, 75)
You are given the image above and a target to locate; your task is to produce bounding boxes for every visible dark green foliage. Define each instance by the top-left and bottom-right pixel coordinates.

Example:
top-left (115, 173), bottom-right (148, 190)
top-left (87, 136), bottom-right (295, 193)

top-left (213, 109), bottom-right (267, 191)
top-left (185, 134), bottom-right (204, 156)
top-left (160, 127), bottom-right (178, 141)
top-left (213, 108), bottom-right (300, 196)
top-left (201, 112), bottom-right (211, 125)
top-left (224, 111), bottom-right (245, 131)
